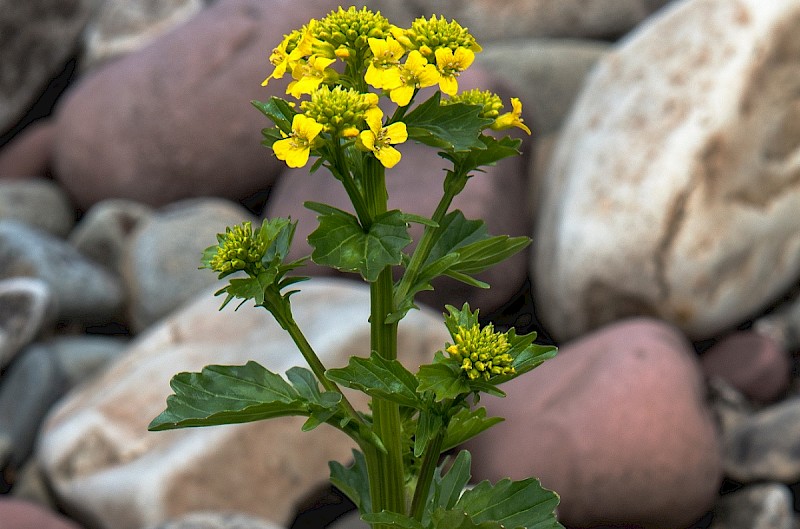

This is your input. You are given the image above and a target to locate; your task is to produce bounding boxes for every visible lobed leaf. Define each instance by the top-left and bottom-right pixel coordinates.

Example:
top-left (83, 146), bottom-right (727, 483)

top-left (404, 92), bottom-right (493, 152)
top-left (455, 478), bottom-right (563, 529)
top-left (330, 449), bottom-right (372, 514)
top-left (326, 352), bottom-right (422, 408)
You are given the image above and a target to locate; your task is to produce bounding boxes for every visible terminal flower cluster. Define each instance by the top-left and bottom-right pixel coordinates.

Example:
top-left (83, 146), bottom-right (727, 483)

top-left (446, 322), bottom-right (516, 381)
top-left (259, 6), bottom-right (530, 170)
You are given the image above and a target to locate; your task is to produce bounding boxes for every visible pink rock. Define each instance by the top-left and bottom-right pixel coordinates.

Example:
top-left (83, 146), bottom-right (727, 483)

top-left (264, 65), bottom-right (531, 314)
top-left (52, 0), bottom-right (340, 209)
top-left (700, 330), bottom-right (791, 403)
top-left (0, 121), bottom-right (56, 178)
top-left (0, 498), bottom-right (83, 529)
top-left (466, 318), bottom-right (722, 529)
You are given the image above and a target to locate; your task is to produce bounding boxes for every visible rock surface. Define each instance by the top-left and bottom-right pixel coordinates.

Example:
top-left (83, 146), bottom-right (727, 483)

top-left (0, 0), bottom-right (97, 134)
top-left (52, 0), bottom-right (341, 209)
top-left (534, 0), bottom-right (800, 342)
top-left (0, 121), bottom-right (56, 177)
top-left (0, 277), bottom-right (56, 369)
top-left (710, 483), bottom-right (794, 529)
top-left (0, 497), bottom-right (84, 529)
top-left (146, 511), bottom-right (286, 529)
top-left (466, 318), bottom-right (722, 529)
top-left (37, 279), bottom-right (450, 529)
top-left (0, 177), bottom-right (75, 237)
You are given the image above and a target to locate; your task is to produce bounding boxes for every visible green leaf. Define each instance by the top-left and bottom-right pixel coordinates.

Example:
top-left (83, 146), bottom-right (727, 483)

top-left (430, 509), bottom-right (503, 529)
top-left (286, 367), bottom-right (342, 431)
top-left (417, 360), bottom-right (470, 402)
top-left (404, 92), bottom-right (492, 152)
top-left (414, 409), bottom-right (443, 457)
top-left (326, 352), bottom-right (422, 409)
top-left (440, 134), bottom-right (523, 171)
top-left (361, 512), bottom-right (425, 529)
top-left (435, 450), bottom-right (472, 511)
top-left (442, 408), bottom-right (504, 452)
top-left (306, 204), bottom-right (412, 282)
top-left (330, 450), bottom-right (372, 514)
top-left (455, 478), bottom-right (563, 529)
top-left (447, 235), bottom-right (531, 276)
top-left (252, 97), bottom-right (297, 134)
top-left (149, 361), bottom-right (307, 431)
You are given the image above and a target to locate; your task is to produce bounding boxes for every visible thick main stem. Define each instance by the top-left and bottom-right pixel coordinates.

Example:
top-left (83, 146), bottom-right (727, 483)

top-left (362, 159), bottom-right (407, 522)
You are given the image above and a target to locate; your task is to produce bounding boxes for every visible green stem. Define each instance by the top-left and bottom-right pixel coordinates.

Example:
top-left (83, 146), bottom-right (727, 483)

top-left (331, 141), bottom-right (372, 226)
top-left (409, 430), bottom-right (445, 521)
top-left (363, 158), bottom-right (407, 520)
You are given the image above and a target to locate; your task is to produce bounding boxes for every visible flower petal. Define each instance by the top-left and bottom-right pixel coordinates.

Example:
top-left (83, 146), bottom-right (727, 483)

top-left (376, 145), bottom-right (402, 168)
top-left (384, 122), bottom-right (408, 144)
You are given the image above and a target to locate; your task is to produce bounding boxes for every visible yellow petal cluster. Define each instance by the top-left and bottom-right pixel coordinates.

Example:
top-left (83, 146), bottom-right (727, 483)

top-left (209, 222), bottom-right (267, 276)
top-left (446, 323), bottom-right (516, 381)
top-left (357, 110), bottom-right (408, 168)
top-left (273, 114), bottom-right (323, 168)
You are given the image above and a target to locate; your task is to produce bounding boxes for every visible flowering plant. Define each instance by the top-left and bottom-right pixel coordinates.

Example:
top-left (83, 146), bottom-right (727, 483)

top-left (150, 7), bottom-right (562, 529)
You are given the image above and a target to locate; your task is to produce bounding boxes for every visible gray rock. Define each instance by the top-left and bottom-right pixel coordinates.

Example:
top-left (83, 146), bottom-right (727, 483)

top-left (711, 483), bottom-right (794, 529)
top-left (81, 0), bottom-right (207, 71)
top-left (0, 220), bottom-right (124, 323)
top-left (534, 0), bottom-right (800, 341)
top-left (121, 198), bottom-right (257, 331)
top-left (48, 335), bottom-right (130, 388)
top-left (0, 345), bottom-right (69, 488)
top-left (0, 0), bottom-right (100, 134)
top-left (0, 178), bottom-right (75, 237)
top-left (724, 397), bottom-right (800, 483)
top-left (146, 512), bottom-right (285, 529)
top-left (476, 39), bottom-right (611, 135)
top-left (68, 199), bottom-right (154, 274)
top-left (9, 458), bottom-right (57, 507)
top-left (0, 277), bottom-right (56, 369)
top-left (0, 121), bottom-right (57, 177)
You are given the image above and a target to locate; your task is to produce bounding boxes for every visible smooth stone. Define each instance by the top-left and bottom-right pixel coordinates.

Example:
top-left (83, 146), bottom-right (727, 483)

top-left (534, 0), bottom-right (800, 342)
top-left (476, 39), bottom-right (611, 135)
top-left (145, 511), bottom-right (285, 529)
top-left (0, 346), bottom-right (69, 489)
top-left (120, 198), bottom-right (257, 331)
top-left (700, 330), bottom-right (791, 403)
top-left (0, 177), bottom-right (75, 237)
top-left (0, 277), bottom-right (56, 369)
top-left (81, 0), bottom-right (207, 71)
top-left (0, 0), bottom-right (98, 134)
top-left (466, 318), bottom-right (722, 529)
top-left (0, 497), bottom-right (84, 529)
top-left (724, 397), bottom-right (800, 483)
top-left (68, 199), bottom-right (154, 274)
top-left (370, 0), bottom-right (667, 40)
top-left (52, 0), bottom-right (341, 209)
top-left (0, 121), bottom-right (57, 177)
top-left (711, 483), bottom-right (794, 529)
top-left (45, 335), bottom-right (130, 388)
top-left (11, 458), bottom-right (57, 507)
top-left (38, 278), bottom-right (451, 529)
top-left (0, 220), bottom-right (124, 323)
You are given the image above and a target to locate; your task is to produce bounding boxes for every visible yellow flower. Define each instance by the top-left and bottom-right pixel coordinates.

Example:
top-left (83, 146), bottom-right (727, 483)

top-left (207, 222), bottom-right (266, 277)
top-left (434, 47), bottom-right (475, 96)
top-left (388, 50), bottom-right (439, 106)
top-left (261, 22), bottom-right (316, 87)
top-left (491, 98), bottom-right (531, 135)
top-left (301, 86), bottom-right (380, 136)
top-left (365, 37), bottom-right (405, 89)
top-left (357, 110), bottom-right (407, 168)
top-left (445, 323), bottom-right (515, 381)
top-left (272, 114), bottom-right (323, 168)
top-left (286, 55), bottom-right (336, 98)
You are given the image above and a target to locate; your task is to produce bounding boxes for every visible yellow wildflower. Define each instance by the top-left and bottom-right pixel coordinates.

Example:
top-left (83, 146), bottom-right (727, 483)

top-left (301, 86), bottom-right (379, 136)
top-left (207, 222), bottom-right (266, 276)
top-left (365, 37), bottom-right (405, 90)
top-left (434, 47), bottom-right (474, 96)
top-left (261, 22), bottom-right (316, 87)
top-left (491, 98), bottom-right (531, 135)
top-left (273, 114), bottom-right (323, 168)
top-left (286, 55), bottom-right (336, 98)
top-left (357, 110), bottom-right (407, 168)
top-left (388, 50), bottom-right (439, 106)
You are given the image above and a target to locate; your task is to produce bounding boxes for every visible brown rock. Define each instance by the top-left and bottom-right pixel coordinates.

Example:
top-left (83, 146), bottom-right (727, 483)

top-left (0, 121), bottom-right (56, 178)
top-left (466, 318), bottom-right (722, 529)
top-left (700, 330), bottom-right (791, 404)
top-left (52, 0), bottom-right (340, 209)
top-left (0, 498), bottom-right (83, 529)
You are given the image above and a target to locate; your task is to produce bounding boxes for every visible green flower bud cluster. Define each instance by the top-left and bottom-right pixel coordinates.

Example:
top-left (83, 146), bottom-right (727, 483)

top-left (208, 221), bottom-right (266, 276)
top-left (443, 89), bottom-right (504, 120)
top-left (314, 6), bottom-right (392, 57)
top-left (446, 323), bottom-right (516, 381)
top-left (301, 85), bottom-right (379, 136)
top-left (400, 15), bottom-right (481, 60)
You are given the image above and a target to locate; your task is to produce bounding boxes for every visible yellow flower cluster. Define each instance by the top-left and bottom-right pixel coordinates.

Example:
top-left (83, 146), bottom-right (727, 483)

top-left (446, 323), bottom-right (516, 381)
top-left (261, 7), bottom-right (529, 170)
top-left (208, 222), bottom-right (266, 276)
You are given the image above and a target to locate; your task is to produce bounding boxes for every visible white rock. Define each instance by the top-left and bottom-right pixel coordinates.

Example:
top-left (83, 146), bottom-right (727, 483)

top-left (37, 279), bottom-right (450, 529)
top-left (534, 0), bottom-right (800, 341)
